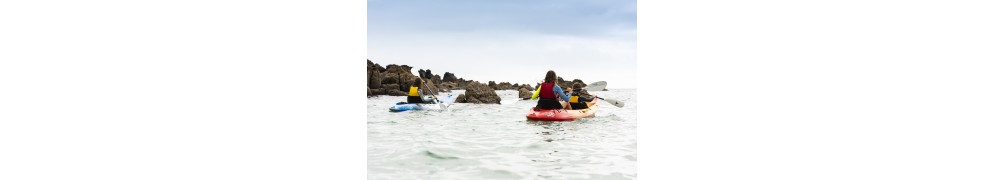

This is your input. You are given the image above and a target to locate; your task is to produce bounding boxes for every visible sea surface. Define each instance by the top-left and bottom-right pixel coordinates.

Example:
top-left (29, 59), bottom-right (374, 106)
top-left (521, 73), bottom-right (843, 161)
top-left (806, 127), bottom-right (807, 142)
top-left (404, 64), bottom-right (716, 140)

top-left (368, 89), bottom-right (637, 180)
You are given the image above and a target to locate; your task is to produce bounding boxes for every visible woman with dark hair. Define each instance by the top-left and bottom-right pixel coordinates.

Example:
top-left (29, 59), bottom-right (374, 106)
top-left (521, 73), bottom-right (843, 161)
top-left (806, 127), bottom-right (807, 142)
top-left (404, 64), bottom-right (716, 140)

top-left (531, 70), bottom-right (571, 109)
top-left (406, 78), bottom-right (426, 104)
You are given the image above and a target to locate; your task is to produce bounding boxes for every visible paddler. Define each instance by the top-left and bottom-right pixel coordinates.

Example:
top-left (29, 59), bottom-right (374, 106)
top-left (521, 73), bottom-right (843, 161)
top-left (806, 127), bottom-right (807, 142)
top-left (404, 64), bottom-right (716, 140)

top-left (531, 70), bottom-right (571, 110)
top-left (406, 78), bottom-right (433, 104)
top-left (568, 82), bottom-right (595, 110)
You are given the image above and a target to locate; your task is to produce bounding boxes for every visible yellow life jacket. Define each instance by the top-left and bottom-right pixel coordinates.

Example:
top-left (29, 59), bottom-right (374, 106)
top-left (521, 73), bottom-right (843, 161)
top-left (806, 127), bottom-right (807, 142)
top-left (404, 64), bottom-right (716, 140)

top-left (570, 96), bottom-right (579, 103)
top-left (408, 86), bottom-right (419, 96)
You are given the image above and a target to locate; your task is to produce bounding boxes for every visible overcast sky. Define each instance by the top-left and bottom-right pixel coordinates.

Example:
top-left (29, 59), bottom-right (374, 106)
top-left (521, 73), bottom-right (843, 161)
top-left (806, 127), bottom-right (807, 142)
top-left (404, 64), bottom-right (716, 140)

top-left (368, 0), bottom-right (636, 88)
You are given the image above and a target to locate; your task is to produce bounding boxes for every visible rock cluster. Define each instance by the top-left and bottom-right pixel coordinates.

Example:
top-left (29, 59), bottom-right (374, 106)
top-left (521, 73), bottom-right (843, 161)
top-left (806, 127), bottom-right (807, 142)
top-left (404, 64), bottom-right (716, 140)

top-left (368, 59), bottom-right (589, 104)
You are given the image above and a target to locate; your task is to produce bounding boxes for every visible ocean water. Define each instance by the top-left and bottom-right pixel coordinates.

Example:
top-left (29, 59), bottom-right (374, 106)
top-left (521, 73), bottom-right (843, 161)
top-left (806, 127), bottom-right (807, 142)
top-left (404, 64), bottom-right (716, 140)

top-left (368, 89), bottom-right (637, 180)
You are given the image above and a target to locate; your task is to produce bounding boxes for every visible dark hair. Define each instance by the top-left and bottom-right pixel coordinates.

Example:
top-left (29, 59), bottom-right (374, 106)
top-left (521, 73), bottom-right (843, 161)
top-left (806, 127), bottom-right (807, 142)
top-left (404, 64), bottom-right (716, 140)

top-left (544, 70), bottom-right (556, 83)
top-left (573, 83), bottom-right (583, 89)
top-left (413, 78), bottom-right (422, 87)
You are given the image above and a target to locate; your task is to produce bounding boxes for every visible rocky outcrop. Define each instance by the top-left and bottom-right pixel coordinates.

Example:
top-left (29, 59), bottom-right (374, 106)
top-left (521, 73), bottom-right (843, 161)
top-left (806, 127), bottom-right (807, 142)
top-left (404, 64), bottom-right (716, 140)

top-left (418, 69), bottom-right (435, 79)
top-left (367, 59), bottom-right (587, 103)
top-left (496, 82), bottom-right (514, 90)
top-left (518, 87), bottom-right (532, 100)
top-left (442, 72), bottom-right (458, 82)
top-left (367, 59), bottom-right (382, 89)
top-left (455, 81), bottom-right (501, 104)
top-left (367, 60), bottom-right (429, 96)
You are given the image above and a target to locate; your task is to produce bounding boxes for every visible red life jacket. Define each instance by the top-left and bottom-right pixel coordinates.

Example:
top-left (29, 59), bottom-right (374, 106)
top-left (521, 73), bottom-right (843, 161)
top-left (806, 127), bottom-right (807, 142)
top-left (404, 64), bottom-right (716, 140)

top-left (539, 82), bottom-right (556, 99)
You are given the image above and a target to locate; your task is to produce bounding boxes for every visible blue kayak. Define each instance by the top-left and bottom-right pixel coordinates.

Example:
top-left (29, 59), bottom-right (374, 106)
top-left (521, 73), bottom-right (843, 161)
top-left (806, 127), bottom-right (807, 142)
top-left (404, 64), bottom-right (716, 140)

top-left (388, 94), bottom-right (458, 112)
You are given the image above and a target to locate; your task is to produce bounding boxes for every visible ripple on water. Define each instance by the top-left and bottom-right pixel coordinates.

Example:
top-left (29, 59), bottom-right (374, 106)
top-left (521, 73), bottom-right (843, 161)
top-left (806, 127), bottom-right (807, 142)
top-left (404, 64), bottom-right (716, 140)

top-left (369, 89), bottom-right (637, 179)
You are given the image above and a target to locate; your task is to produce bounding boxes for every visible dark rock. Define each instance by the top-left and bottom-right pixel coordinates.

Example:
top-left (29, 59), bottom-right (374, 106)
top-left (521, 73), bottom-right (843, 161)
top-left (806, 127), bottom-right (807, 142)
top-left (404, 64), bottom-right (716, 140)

top-left (370, 88), bottom-right (384, 95)
top-left (420, 78), bottom-right (440, 95)
top-left (380, 75), bottom-right (399, 85)
top-left (367, 87), bottom-right (372, 97)
top-left (519, 84), bottom-right (533, 91)
top-left (436, 83), bottom-right (452, 92)
top-left (423, 69), bottom-right (434, 79)
top-left (367, 59), bottom-right (382, 89)
top-left (518, 88), bottom-right (532, 100)
top-left (382, 84), bottom-right (401, 94)
top-left (457, 81), bottom-right (500, 104)
top-left (497, 82), bottom-right (513, 90)
top-left (442, 72), bottom-right (458, 82)
top-left (432, 74), bottom-right (442, 84)
top-left (455, 94), bottom-right (467, 103)
top-left (386, 89), bottom-right (407, 96)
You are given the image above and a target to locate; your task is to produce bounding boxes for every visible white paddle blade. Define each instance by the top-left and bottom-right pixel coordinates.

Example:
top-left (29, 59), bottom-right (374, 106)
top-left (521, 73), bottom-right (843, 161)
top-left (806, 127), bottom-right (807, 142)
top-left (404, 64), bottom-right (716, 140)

top-left (584, 81), bottom-right (607, 91)
top-left (604, 98), bottom-right (625, 108)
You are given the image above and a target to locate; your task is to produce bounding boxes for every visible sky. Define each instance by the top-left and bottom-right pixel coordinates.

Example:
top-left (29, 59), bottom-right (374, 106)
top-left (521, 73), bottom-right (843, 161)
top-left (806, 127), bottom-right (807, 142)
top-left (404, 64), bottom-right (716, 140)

top-left (368, 0), bottom-right (636, 88)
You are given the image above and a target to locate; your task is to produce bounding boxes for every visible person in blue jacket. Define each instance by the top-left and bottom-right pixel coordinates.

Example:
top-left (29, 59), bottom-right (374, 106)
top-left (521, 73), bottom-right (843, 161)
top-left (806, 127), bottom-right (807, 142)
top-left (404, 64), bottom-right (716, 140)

top-left (531, 70), bottom-right (571, 110)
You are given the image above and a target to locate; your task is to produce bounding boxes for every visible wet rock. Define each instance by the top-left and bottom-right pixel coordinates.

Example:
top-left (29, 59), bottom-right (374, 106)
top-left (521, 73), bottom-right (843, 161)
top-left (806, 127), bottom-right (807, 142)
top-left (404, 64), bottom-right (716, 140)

top-left (370, 88), bottom-right (384, 95)
top-left (456, 81), bottom-right (500, 104)
top-left (442, 72), bottom-right (458, 82)
top-left (382, 84), bottom-right (400, 93)
top-left (455, 94), bottom-right (466, 103)
top-left (380, 75), bottom-right (399, 85)
top-left (496, 82), bottom-right (513, 90)
top-left (519, 84), bottom-right (533, 91)
top-left (423, 69), bottom-right (434, 79)
top-left (419, 79), bottom-right (440, 95)
top-left (439, 82), bottom-right (460, 90)
top-left (518, 88), bottom-right (532, 100)
top-left (386, 89), bottom-right (407, 96)
top-left (367, 59), bottom-right (382, 89)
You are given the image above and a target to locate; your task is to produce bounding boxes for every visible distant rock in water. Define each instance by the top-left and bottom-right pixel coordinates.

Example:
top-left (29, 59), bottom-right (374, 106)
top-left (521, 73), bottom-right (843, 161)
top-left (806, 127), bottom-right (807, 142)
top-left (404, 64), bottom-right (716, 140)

top-left (495, 82), bottom-right (514, 90)
top-left (442, 72), bottom-right (458, 82)
top-left (518, 87), bottom-right (532, 100)
top-left (455, 81), bottom-right (501, 104)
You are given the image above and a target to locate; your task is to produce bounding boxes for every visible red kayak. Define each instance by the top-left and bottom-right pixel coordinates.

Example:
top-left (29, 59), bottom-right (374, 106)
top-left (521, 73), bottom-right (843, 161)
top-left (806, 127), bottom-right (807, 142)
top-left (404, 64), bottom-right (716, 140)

top-left (526, 98), bottom-right (599, 121)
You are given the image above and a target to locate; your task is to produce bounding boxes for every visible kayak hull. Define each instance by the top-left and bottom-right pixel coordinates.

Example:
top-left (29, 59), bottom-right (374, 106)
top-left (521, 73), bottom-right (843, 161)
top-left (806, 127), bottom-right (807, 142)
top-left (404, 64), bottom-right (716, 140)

top-left (526, 98), bottom-right (599, 121)
top-left (389, 102), bottom-right (439, 112)
top-left (387, 94), bottom-right (458, 112)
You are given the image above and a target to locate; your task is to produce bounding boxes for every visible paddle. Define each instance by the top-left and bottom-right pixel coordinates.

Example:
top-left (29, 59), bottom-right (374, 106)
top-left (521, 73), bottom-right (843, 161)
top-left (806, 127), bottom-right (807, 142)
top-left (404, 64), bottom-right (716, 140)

top-left (595, 96), bottom-right (625, 108)
top-left (580, 81), bottom-right (622, 107)
top-left (420, 80), bottom-right (447, 110)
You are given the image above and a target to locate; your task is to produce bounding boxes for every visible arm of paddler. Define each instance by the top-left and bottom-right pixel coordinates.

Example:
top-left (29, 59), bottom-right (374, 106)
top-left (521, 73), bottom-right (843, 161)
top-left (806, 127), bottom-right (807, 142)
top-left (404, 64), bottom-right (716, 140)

top-left (553, 85), bottom-right (571, 102)
top-left (531, 85), bottom-right (541, 100)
